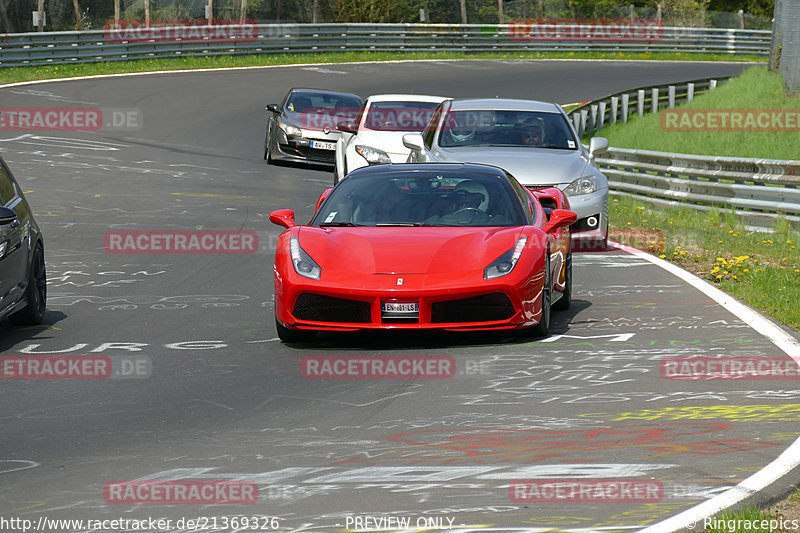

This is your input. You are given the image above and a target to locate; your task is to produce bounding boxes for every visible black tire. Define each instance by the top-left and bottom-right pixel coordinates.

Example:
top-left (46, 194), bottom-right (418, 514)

top-left (528, 253), bottom-right (551, 337)
top-left (552, 252), bottom-right (572, 311)
top-left (264, 127), bottom-right (273, 162)
top-left (9, 242), bottom-right (46, 326)
top-left (275, 317), bottom-right (316, 343)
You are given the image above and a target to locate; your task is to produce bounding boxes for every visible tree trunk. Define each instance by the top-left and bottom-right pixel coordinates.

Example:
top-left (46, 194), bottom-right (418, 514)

top-left (72, 0), bottom-right (81, 29)
top-left (497, 0), bottom-right (503, 24)
top-left (37, 0), bottom-right (44, 31)
top-left (144, 0), bottom-right (149, 27)
top-left (114, 0), bottom-right (119, 26)
top-left (459, 0), bottom-right (467, 24)
top-left (0, 0), bottom-right (13, 34)
top-left (240, 0), bottom-right (247, 22)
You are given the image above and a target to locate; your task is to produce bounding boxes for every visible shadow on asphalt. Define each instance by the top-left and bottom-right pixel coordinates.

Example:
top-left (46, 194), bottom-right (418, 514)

top-left (0, 310), bottom-right (68, 353)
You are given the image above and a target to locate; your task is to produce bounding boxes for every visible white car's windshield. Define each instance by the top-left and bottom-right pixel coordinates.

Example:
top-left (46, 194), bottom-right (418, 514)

top-left (362, 101), bottom-right (441, 132)
top-left (439, 109), bottom-right (579, 149)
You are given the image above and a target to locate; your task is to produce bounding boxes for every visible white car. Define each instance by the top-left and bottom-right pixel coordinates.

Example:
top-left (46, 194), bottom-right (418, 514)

top-left (333, 94), bottom-right (448, 184)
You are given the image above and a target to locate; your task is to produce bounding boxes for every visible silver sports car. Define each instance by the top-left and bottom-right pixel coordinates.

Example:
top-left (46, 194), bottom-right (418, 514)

top-left (403, 98), bottom-right (609, 249)
top-left (264, 88), bottom-right (363, 166)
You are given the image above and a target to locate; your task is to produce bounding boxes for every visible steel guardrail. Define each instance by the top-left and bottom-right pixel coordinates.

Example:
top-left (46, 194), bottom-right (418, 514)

top-left (568, 76), bottom-right (799, 230)
top-left (0, 23), bottom-right (771, 67)
top-left (566, 77), bottom-right (730, 137)
top-left (596, 147), bottom-right (800, 229)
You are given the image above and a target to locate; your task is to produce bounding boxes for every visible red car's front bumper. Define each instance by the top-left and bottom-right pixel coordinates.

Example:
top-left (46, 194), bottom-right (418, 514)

top-left (275, 271), bottom-right (545, 332)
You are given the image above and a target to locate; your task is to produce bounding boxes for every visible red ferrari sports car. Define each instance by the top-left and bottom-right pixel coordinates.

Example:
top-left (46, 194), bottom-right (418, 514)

top-left (269, 163), bottom-right (576, 342)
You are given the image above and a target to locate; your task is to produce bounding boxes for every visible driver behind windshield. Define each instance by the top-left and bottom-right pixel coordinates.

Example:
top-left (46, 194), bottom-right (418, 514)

top-left (518, 119), bottom-right (543, 146)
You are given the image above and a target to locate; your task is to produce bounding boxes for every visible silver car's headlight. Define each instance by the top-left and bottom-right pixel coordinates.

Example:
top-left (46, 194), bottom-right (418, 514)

top-left (484, 237), bottom-right (527, 280)
top-left (563, 175), bottom-right (599, 196)
top-left (278, 120), bottom-right (303, 137)
top-left (290, 237), bottom-right (321, 280)
top-left (355, 145), bottom-right (391, 164)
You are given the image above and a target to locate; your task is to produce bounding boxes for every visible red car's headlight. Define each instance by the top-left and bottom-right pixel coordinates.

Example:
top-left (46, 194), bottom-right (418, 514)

top-left (484, 237), bottom-right (527, 280)
top-left (290, 237), bottom-right (322, 280)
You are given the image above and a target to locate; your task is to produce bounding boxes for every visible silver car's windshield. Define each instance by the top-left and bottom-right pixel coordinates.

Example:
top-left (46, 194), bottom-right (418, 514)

top-left (439, 109), bottom-right (579, 149)
top-left (313, 172), bottom-right (529, 227)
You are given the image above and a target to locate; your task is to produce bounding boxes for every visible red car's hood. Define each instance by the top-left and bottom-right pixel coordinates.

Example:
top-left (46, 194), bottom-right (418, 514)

top-left (298, 226), bottom-right (523, 275)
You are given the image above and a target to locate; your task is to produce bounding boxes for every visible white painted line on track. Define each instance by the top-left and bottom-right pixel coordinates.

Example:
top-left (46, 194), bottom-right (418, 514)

top-left (0, 58), bottom-right (762, 90)
top-left (610, 241), bottom-right (800, 533)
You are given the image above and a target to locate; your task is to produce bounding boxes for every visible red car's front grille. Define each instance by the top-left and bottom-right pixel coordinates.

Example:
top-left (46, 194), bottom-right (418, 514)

top-left (293, 293), bottom-right (371, 323)
top-left (430, 293), bottom-right (515, 323)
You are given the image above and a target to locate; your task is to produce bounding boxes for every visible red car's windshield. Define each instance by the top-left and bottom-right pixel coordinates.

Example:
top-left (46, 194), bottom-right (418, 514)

top-left (313, 171), bottom-right (530, 227)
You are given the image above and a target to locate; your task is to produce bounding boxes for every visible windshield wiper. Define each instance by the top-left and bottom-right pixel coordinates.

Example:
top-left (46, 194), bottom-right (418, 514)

top-left (319, 222), bottom-right (365, 227)
top-left (375, 222), bottom-right (423, 227)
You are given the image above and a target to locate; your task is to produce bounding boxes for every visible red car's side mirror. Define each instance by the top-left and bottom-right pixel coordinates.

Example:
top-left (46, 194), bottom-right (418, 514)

top-left (315, 188), bottom-right (333, 213)
top-left (542, 209), bottom-right (577, 233)
top-left (269, 209), bottom-right (296, 229)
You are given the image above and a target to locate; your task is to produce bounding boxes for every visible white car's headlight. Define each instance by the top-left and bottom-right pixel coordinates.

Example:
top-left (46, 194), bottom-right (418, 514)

top-left (563, 175), bottom-right (599, 196)
top-left (278, 120), bottom-right (303, 137)
top-left (484, 237), bottom-right (527, 280)
top-left (290, 237), bottom-right (321, 280)
top-left (355, 145), bottom-right (391, 164)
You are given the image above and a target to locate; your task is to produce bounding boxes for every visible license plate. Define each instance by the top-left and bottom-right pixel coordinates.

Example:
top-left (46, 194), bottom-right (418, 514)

top-left (311, 140), bottom-right (336, 150)
top-left (381, 302), bottom-right (419, 313)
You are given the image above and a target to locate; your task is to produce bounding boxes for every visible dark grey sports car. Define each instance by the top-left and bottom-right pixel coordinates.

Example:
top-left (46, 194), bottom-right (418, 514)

top-left (264, 88), bottom-right (363, 166)
top-left (0, 154), bottom-right (46, 325)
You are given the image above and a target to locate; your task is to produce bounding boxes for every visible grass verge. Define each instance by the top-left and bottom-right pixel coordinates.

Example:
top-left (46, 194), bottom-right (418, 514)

top-left (593, 66), bottom-right (800, 159)
top-left (0, 50), bottom-right (765, 86)
top-left (610, 195), bottom-right (800, 332)
top-left (697, 505), bottom-right (779, 532)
